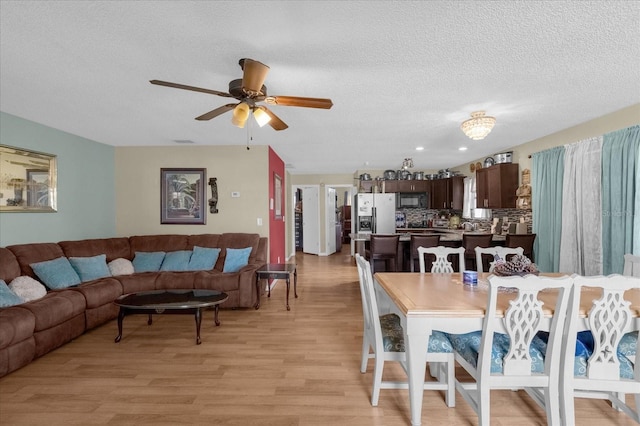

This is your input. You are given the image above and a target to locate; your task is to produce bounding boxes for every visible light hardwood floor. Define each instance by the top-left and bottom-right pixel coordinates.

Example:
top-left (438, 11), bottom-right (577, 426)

top-left (0, 246), bottom-right (636, 425)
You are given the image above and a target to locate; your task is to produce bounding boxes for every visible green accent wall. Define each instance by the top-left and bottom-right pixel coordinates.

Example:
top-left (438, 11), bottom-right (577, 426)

top-left (0, 112), bottom-right (115, 246)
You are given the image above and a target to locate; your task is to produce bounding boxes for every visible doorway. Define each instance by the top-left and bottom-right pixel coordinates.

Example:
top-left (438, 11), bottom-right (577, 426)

top-left (291, 185), bottom-right (320, 256)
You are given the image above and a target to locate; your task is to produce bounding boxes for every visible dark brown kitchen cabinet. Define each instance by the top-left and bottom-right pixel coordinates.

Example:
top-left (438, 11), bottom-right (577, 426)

top-left (384, 179), bottom-right (430, 193)
top-left (476, 163), bottom-right (519, 208)
top-left (431, 176), bottom-right (464, 210)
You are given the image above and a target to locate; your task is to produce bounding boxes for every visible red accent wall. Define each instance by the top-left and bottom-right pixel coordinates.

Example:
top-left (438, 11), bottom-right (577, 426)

top-left (268, 147), bottom-right (285, 264)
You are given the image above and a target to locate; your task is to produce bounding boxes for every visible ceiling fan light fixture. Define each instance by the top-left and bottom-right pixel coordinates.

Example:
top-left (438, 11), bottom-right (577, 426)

top-left (231, 102), bottom-right (250, 128)
top-left (461, 111), bottom-right (496, 140)
top-left (253, 107), bottom-right (271, 127)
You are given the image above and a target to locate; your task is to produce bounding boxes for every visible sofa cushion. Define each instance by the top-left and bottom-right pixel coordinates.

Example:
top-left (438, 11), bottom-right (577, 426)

top-left (130, 234), bottom-right (189, 253)
top-left (7, 242), bottom-right (66, 278)
top-left (69, 254), bottom-right (111, 282)
top-left (73, 277), bottom-right (123, 309)
top-left (132, 251), bottom-right (166, 273)
top-left (223, 247), bottom-right (252, 273)
top-left (59, 237), bottom-right (131, 262)
top-left (0, 306), bottom-right (36, 349)
top-left (31, 257), bottom-right (81, 289)
top-left (188, 246), bottom-right (220, 271)
top-left (108, 258), bottom-right (134, 276)
top-left (187, 234), bottom-right (221, 250)
top-left (0, 280), bottom-right (23, 307)
top-left (21, 290), bottom-right (86, 332)
top-left (217, 233), bottom-right (260, 270)
top-left (8, 276), bottom-right (47, 302)
top-left (0, 247), bottom-right (22, 282)
top-left (160, 250), bottom-right (192, 271)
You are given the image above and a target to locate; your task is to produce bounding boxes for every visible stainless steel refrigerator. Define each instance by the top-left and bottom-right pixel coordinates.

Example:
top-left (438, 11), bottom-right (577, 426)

top-left (354, 193), bottom-right (397, 234)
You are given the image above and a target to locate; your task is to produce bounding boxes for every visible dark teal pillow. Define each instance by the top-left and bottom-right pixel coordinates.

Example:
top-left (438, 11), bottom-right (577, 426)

top-left (188, 246), bottom-right (221, 271)
top-left (132, 251), bottom-right (166, 273)
top-left (223, 247), bottom-right (252, 273)
top-left (31, 257), bottom-right (81, 289)
top-left (69, 254), bottom-right (111, 282)
top-left (0, 279), bottom-right (23, 307)
top-left (160, 250), bottom-right (192, 271)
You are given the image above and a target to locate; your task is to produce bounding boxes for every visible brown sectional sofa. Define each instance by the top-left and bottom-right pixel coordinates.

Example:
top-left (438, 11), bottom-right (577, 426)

top-left (0, 233), bottom-right (268, 378)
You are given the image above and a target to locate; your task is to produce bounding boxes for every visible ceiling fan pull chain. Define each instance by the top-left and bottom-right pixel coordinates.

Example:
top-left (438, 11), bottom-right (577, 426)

top-left (246, 114), bottom-right (252, 150)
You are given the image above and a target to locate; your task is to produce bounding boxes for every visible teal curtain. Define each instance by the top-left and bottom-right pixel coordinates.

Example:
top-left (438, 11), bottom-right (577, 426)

top-left (532, 146), bottom-right (565, 272)
top-left (602, 125), bottom-right (640, 274)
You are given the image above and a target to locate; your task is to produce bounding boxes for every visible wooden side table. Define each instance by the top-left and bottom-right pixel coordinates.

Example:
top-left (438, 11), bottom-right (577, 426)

top-left (255, 263), bottom-right (298, 310)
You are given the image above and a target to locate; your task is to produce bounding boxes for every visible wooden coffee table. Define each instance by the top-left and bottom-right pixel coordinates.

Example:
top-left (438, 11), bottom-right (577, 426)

top-left (113, 289), bottom-right (228, 344)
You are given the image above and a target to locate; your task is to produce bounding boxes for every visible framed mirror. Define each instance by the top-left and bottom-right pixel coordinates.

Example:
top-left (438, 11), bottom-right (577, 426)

top-left (0, 145), bottom-right (57, 212)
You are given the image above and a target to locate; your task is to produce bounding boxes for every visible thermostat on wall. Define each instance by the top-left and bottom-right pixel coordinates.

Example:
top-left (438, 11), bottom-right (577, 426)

top-left (231, 192), bottom-right (240, 198)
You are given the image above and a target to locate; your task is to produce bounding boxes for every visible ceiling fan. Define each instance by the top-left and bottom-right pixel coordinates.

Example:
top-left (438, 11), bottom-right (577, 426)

top-left (150, 58), bottom-right (333, 131)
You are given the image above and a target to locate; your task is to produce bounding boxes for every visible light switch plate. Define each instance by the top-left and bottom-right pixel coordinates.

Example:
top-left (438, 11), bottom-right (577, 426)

top-left (231, 192), bottom-right (240, 198)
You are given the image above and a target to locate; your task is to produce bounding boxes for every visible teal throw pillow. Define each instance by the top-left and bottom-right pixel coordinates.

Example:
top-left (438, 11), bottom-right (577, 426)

top-left (223, 247), bottom-right (252, 273)
top-left (30, 257), bottom-right (81, 289)
top-left (160, 250), bottom-right (192, 271)
top-left (132, 251), bottom-right (166, 273)
top-left (188, 246), bottom-right (221, 271)
top-left (0, 279), bottom-right (23, 307)
top-left (69, 254), bottom-right (111, 282)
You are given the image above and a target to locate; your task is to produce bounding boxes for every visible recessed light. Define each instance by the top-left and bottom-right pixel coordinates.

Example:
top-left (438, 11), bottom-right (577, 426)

top-left (459, 147), bottom-right (468, 151)
top-left (415, 146), bottom-right (424, 151)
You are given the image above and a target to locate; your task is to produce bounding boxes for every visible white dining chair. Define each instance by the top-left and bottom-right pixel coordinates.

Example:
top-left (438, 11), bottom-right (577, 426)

top-left (450, 274), bottom-right (573, 426)
top-left (474, 246), bottom-right (524, 273)
top-left (560, 274), bottom-right (640, 424)
top-left (354, 254), bottom-right (456, 407)
top-left (623, 253), bottom-right (640, 277)
top-left (417, 246), bottom-right (465, 273)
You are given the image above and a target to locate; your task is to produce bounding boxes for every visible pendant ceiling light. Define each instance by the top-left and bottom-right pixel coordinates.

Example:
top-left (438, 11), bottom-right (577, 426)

top-left (461, 111), bottom-right (496, 140)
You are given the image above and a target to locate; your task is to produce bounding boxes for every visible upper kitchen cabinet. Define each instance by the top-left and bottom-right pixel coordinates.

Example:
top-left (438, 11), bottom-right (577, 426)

top-left (476, 163), bottom-right (519, 208)
top-left (432, 176), bottom-right (464, 210)
top-left (384, 179), bottom-right (430, 193)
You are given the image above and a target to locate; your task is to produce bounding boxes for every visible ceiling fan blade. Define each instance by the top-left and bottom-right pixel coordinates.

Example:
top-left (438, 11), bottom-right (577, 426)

top-left (150, 80), bottom-right (234, 98)
top-left (195, 103), bottom-right (237, 121)
top-left (265, 95), bottom-right (333, 109)
top-left (261, 107), bottom-right (289, 131)
top-left (240, 58), bottom-right (269, 96)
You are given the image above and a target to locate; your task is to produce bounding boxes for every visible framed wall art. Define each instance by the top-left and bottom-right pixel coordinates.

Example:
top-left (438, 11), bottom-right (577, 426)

top-left (274, 173), bottom-right (283, 220)
top-left (160, 168), bottom-right (206, 224)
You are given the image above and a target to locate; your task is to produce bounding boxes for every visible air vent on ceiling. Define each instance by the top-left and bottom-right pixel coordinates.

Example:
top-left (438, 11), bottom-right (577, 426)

top-left (172, 139), bottom-right (195, 144)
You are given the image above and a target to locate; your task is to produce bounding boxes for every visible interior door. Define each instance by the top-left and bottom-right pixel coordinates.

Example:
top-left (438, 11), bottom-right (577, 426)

top-left (325, 187), bottom-right (337, 255)
top-left (302, 186), bottom-right (320, 255)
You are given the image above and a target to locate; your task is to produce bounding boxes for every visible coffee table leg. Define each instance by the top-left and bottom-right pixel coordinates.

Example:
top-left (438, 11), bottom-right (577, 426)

top-left (148, 314), bottom-right (153, 325)
top-left (195, 308), bottom-right (202, 345)
top-left (294, 268), bottom-right (298, 298)
top-left (214, 305), bottom-right (221, 326)
top-left (254, 273), bottom-right (261, 309)
top-left (115, 307), bottom-right (126, 343)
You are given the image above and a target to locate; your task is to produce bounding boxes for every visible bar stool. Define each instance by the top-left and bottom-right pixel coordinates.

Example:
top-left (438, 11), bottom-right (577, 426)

top-left (409, 234), bottom-right (440, 272)
top-left (365, 234), bottom-right (400, 274)
top-left (505, 233), bottom-right (536, 261)
top-left (462, 233), bottom-right (493, 272)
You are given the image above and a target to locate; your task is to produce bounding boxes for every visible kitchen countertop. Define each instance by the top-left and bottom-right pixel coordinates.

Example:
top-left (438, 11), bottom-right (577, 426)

top-left (350, 229), bottom-right (506, 242)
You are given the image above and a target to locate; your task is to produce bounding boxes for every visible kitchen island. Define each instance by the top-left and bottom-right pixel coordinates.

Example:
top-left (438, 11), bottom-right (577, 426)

top-left (350, 229), bottom-right (506, 272)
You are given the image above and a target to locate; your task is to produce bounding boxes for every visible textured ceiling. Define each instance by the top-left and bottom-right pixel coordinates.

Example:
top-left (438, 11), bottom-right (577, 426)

top-left (1, 1), bottom-right (639, 174)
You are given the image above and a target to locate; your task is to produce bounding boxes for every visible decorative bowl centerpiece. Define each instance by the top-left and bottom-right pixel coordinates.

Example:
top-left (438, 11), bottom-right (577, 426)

top-left (492, 254), bottom-right (539, 276)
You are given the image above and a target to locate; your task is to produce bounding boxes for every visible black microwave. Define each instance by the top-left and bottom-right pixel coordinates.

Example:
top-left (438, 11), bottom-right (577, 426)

top-left (396, 192), bottom-right (429, 209)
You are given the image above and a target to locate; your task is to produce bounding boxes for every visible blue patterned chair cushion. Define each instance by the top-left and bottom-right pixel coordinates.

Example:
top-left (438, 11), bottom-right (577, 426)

top-left (537, 331), bottom-right (636, 380)
top-left (449, 331), bottom-right (546, 374)
top-left (379, 313), bottom-right (452, 353)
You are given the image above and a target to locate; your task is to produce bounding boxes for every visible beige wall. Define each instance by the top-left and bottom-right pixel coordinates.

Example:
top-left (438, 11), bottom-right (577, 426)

top-left (450, 103), bottom-right (640, 180)
top-left (115, 145), bottom-right (270, 237)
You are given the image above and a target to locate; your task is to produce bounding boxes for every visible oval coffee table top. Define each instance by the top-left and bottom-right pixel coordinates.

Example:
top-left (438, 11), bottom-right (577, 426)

top-left (115, 289), bottom-right (228, 310)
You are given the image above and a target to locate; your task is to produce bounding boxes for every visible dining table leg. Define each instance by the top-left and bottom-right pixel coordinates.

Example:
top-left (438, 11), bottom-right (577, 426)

top-left (405, 320), bottom-right (431, 426)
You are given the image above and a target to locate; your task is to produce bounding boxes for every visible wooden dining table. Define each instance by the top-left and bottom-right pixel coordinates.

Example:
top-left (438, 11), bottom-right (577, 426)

top-left (373, 272), bottom-right (640, 426)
